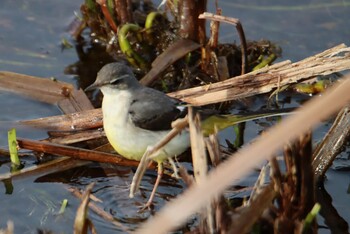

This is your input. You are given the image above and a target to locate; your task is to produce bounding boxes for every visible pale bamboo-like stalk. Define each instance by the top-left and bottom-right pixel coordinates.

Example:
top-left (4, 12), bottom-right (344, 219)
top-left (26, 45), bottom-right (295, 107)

top-left (136, 75), bottom-right (350, 233)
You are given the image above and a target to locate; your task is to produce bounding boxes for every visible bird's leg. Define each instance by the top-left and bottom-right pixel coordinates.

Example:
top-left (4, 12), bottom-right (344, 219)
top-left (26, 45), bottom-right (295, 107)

top-left (141, 162), bottom-right (163, 210)
top-left (168, 157), bottom-right (180, 179)
top-left (130, 146), bottom-right (152, 198)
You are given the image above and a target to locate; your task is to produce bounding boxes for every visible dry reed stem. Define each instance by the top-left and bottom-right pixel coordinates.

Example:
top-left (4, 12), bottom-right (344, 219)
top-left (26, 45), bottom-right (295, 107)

top-left (188, 108), bottom-right (207, 183)
top-left (199, 12), bottom-right (247, 74)
top-left (70, 186), bottom-right (129, 232)
top-left (231, 183), bottom-right (276, 233)
top-left (47, 129), bottom-right (106, 144)
top-left (13, 45), bottom-right (350, 132)
top-left (312, 105), bottom-right (350, 181)
top-left (20, 108), bottom-right (103, 131)
top-left (169, 44), bottom-right (350, 105)
top-left (74, 183), bottom-right (95, 234)
top-left (0, 71), bottom-right (93, 114)
top-left (188, 108), bottom-right (215, 232)
top-left (136, 75), bottom-right (350, 233)
top-left (147, 116), bottom-right (189, 161)
top-left (0, 158), bottom-right (89, 181)
top-left (129, 117), bottom-right (189, 197)
top-left (17, 138), bottom-right (141, 167)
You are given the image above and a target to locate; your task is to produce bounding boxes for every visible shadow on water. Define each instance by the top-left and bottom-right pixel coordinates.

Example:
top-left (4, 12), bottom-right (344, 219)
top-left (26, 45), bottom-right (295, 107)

top-left (0, 0), bottom-right (349, 233)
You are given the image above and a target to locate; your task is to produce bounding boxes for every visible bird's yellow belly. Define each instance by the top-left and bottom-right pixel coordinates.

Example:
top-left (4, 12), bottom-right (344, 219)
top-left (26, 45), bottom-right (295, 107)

top-left (104, 119), bottom-right (190, 162)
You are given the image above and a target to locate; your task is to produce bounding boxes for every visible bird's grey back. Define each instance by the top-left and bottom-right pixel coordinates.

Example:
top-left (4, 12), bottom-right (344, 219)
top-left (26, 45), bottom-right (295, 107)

top-left (129, 86), bottom-right (186, 131)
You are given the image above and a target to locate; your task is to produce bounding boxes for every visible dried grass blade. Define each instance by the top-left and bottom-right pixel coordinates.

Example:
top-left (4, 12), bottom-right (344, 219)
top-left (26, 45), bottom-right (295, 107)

top-left (140, 39), bottom-right (200, 86)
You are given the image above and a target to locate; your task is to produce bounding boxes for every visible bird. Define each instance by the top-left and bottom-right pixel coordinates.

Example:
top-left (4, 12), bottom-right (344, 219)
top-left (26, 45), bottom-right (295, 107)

top-left (85, 62), bottom-right (291, 208)
top-left (85, 63), bottom-right (191, 162)
top-left (85, 62), bottom-right (193, 208)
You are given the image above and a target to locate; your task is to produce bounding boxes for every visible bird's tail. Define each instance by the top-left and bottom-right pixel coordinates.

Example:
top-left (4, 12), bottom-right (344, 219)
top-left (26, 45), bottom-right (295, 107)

top-left (200, 108), bottom-right (294, 136)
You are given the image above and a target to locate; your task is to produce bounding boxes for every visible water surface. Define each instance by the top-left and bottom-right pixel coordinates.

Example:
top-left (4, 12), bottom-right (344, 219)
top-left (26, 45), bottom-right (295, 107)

top-left (0, 1), bottom-right (349, 233)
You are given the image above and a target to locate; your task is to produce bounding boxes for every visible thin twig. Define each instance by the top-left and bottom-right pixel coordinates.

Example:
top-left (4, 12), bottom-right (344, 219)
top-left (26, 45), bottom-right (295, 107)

top-left (129, 117), bottom-right (188, 197)
top-left (199, 12), bottom-right (247, 74)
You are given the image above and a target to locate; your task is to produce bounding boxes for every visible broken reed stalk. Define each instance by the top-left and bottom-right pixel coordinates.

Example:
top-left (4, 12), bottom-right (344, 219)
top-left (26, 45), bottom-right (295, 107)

top-left (273, 132), bottom-right (316, 233)
top-left (69, 186), bottom-right (129, 232)
top-left (199, 12), bottom-right (247, 74)
top-left (16, 138), bottom-right (141, 167)
top-left (188, 107), bottom-right (215, 232)
top-left (231, 183), bottom-right (276, 233)
top-left (74, 183), bottom-right (95, 234)
top-left (46, 128), bottom-right (106, 145)
top-left (19, 108), bottom-right (103, 131)
top-left (136, 74), bottom-right (350, 233)
top-left (0, 71), bottom-right (93, 114)
top-left (312, 105), bottom-right (350, 182)
top-left (188, 108), bottom-right (207, 184)
top-left (169, 44), bottom-right (350, 105)
top-left (8, 44), bottom-right (350, 132)
top-left (298, 132), bottom-right (315, 221)
top-left (0, 157), bottom-right (89, 181)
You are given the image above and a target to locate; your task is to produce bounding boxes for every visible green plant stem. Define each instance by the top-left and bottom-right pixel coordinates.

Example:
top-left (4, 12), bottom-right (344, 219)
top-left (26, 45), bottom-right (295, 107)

top-left (8, 129), bottom-right (20, 167)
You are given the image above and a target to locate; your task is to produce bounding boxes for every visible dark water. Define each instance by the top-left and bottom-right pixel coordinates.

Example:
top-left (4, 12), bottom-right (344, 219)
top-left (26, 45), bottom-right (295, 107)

top-left (0, 1), bottom-right (349, 233)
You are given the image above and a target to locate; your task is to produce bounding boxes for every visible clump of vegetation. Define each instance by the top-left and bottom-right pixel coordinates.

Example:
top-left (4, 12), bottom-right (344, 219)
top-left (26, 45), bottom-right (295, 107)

top-left (71, 0), bottom-right (280, 93)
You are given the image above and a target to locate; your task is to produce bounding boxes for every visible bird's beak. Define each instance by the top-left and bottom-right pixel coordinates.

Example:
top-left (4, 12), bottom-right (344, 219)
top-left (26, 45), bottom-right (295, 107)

top-left (84, 81), bottom-right (100, 92)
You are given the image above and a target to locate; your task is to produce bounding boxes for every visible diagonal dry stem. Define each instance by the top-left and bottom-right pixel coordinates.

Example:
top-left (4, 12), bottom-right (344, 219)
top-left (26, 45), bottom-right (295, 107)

top-left (129, 117), bottom-right (189, 198)
top-left (136, 74), bottom-right (350, 233)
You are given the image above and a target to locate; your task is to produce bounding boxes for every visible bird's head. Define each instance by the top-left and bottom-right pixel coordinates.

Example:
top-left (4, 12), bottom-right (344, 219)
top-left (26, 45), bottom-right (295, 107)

top-left (85, 63), bottom-right (141, 93)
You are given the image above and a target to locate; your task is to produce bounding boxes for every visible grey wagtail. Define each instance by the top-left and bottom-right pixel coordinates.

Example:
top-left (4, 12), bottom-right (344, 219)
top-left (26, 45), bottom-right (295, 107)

top-left (85, 62), bottom-right (291, 208)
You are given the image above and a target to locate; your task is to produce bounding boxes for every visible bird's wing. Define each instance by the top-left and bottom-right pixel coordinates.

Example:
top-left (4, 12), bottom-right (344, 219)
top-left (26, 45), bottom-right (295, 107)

top-left (129, 87), bottom-right (187, 131)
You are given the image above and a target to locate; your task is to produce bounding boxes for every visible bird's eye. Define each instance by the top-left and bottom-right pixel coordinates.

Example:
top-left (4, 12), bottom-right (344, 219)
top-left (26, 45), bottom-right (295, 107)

top-left (110, 78), bottom-right (123, 85)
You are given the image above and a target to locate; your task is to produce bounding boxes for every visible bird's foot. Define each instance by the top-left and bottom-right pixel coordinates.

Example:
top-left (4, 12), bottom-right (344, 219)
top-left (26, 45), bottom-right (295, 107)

top-left (138, 201), bottom-right (154, 212)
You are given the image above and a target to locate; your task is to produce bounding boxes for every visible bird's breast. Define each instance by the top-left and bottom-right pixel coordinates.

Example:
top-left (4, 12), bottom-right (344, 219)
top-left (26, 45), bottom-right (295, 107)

top-left (101, 90), bottom-right (190, 161)
top-left (102, 90), bottom-right (131, 125)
